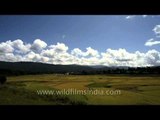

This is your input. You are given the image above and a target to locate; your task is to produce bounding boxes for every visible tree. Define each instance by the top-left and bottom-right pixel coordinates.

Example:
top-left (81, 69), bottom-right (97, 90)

top-left (0, 76), bottom-right (7, 84)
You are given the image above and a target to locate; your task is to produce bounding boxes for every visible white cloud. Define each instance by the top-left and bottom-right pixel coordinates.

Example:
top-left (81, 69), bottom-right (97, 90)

top-left (71, 47), bottom-right (99, 57)
top-left (0, 53), bottom-right (23, 62)
top-left (41, 42), bottom-right (70, 64)
top-left (11, 39), bottom-right (31, 54)
top-left (142, 15), bottom-right (147, 18)
top-left (71, 48), bottom-right (84, 57)
top-left (126, 15), bottom-right (148, 19)
top-left (0, 41), bottom-right (14, 53)
top-left (86, 47), bottom-right (99, 57)
top-left (41, 49), bottom-right (55, 58)
top-left (1, 39), bottom-right (160, 67)
top-left (0, 39), bottom-right (32, 54)
top-left (145, 38), bottom-right (160, 46)
top-left (100, 48), bottom-right (137, 67)
top-left (49, 42), bottom-right (68, 53)
top-left (126, 15), bottom-right (136, 19)
top-left (153, 25), bottom-right (160, 37)
top-left (31, 39), bottom-right (47, 52)
top-left (145, 49), bottom-right (160, 66)
top-left (100, 48), bottom-right (160, 67)
top-left (24, 51), bottom-right (42, 62)
top-left (145, 25), bottom-right (160, 47)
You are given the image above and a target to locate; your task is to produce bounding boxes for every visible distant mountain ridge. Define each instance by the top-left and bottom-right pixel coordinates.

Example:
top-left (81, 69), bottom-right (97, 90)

top-left (0, 61), bottom-right (160, 75)
top-left (0, 61), bottom-right (94, 75)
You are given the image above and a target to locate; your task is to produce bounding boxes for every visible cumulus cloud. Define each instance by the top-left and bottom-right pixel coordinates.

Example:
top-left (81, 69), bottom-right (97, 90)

top-left (11, 39), bottom-right (31, 54)
top-left (0, 53), bottom-right (23, 62)
top-left (71, 47), bottom-right (99, 57)
top-left (100, 48), bottom-right (137, 66)
top-left (71, 48), bottom-right (84, 57)
top-left (41, 49), bottom-right (55, 58)
top-left (100, 48), bottom-right (160, 67)
top-left (0, 41), bottom-right (14, 53)
top-left (49, 42), bottom-right (68, 53)
top-left (145, 38), bottom-right (160, 46)
top-left (1, 39), bottom-right (160, 67)
top-left (31, 39), bottom-right (47, 52)
top-left (24, 51), bottom-right (42, 62)
top-left (145, 49), bottom-right (160, 66)
top-left (86, 47), bottom-right (99, 57)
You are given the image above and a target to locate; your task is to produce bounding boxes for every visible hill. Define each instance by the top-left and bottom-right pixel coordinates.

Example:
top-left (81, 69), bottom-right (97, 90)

top-left (0, 61), bottom-right (94, 75)
top-left (1, 61), bottom-right (160, 76)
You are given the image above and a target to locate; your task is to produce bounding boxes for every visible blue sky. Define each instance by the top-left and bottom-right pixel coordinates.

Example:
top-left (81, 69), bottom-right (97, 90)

top-left (0, 15), bottom-right (159, 52)
top-left (0, 15), bottom-right (160, 66)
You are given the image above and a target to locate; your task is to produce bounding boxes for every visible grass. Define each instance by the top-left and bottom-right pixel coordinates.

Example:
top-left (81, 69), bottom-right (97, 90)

top-left (0, 74), bottom-right (160, 105)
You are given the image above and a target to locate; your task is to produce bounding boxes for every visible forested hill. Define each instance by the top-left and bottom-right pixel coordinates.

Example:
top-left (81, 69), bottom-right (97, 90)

top-left (0, 61), bottom-right (94, 75)
top-left (0, 61), bottom-right (160, 76)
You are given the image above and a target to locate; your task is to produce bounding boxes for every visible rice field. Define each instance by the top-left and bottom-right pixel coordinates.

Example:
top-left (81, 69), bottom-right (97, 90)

top-left (1, 74), bottom-right (160, 105)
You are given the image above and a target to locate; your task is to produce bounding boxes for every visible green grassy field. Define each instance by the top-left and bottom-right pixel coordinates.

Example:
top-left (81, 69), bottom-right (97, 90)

top-left (1, 74), bottom-right (160, 105)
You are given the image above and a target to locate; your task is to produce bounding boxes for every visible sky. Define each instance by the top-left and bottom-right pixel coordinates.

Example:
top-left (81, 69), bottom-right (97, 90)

top-left (0, 15), bottom-right (160, 67)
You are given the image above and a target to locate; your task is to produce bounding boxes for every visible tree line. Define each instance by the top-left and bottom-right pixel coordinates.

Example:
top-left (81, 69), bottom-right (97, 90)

top-left (1, 66), bottom-right (160, 76)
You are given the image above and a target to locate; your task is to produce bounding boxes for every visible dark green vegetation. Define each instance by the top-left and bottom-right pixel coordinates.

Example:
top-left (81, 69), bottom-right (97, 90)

top-left (1, 61), bottom-right (160, 76)
top-left (0, 76), bottom-right (7, 84)
top-left (0, 61), bottom-right (93, 75)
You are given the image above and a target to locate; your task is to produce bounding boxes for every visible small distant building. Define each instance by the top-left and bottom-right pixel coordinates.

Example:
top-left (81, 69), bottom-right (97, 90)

top-left (65, 72), bottom-right (70, 75)
top-left (65, 72), bottom-right (74, 75)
